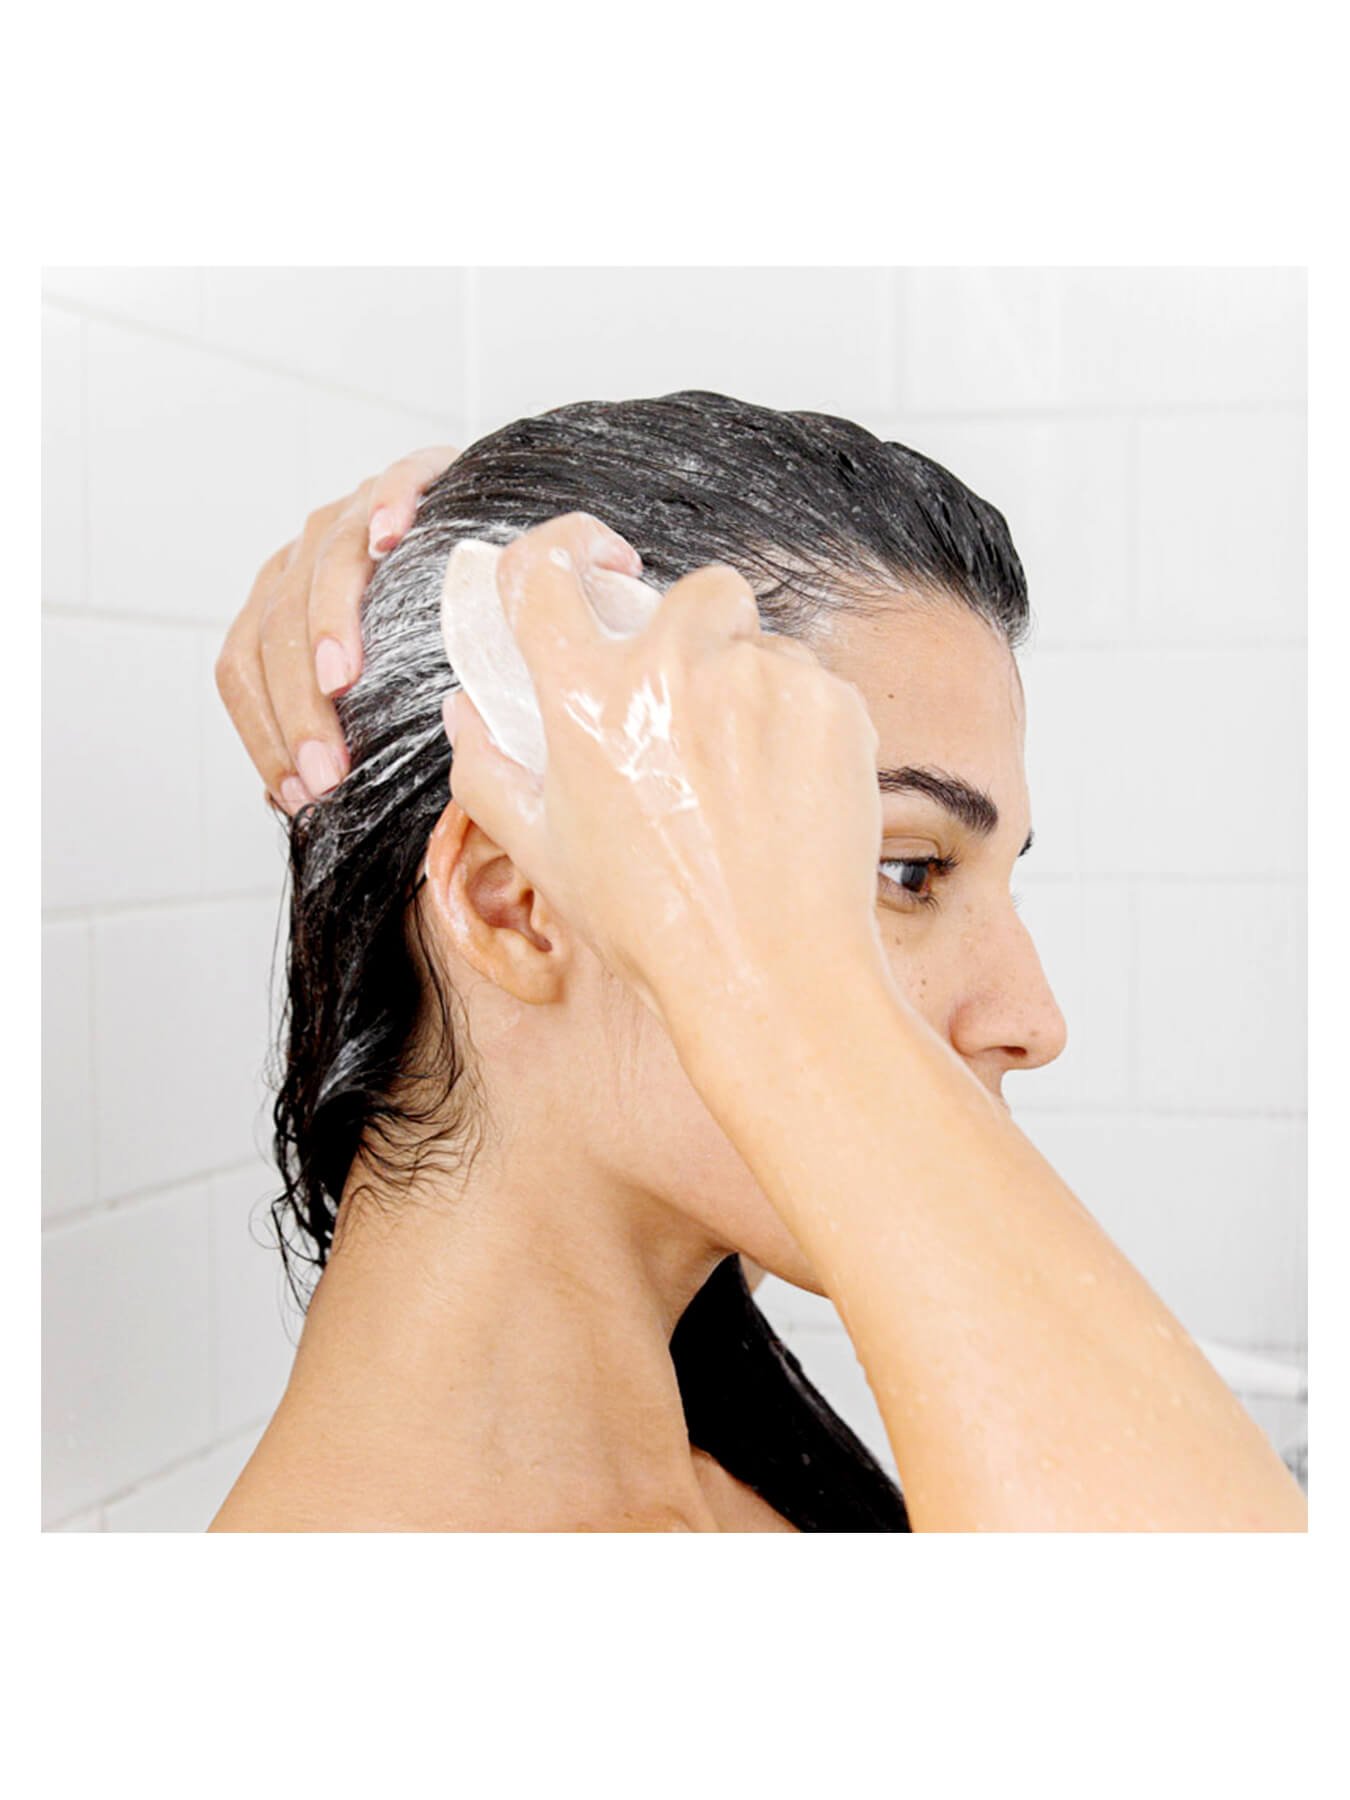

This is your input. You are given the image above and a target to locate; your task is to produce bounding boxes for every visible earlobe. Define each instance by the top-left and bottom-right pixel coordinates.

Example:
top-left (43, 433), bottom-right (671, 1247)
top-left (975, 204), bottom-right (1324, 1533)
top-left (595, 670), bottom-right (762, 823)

top-left (422, 800), bottom-right (567, 1004)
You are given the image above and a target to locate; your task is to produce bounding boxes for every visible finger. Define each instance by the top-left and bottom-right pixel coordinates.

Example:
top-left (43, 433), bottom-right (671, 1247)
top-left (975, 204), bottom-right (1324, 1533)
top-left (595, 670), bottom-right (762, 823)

top-left (496, 512), bottom-right (643, 671)
top-left (367, 444), bottom-right (460, 559)
top-left (647, 562), bottom-right (762, 652)
top-left (757, 632), bottom-right (821, 665)
top-left (308, 491), bottom-right (378, 698)
top-left (259, 574), bottom-right (351, 801)
top-left (215, 622), bottom-right (311, 813)
top-left (443, 688), bottom-right (546, 866)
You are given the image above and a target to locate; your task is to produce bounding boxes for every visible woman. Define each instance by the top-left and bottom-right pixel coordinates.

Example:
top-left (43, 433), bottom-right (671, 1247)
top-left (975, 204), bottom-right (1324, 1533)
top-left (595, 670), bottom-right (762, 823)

top-left (210, 392), bottom-right (1305, 1531)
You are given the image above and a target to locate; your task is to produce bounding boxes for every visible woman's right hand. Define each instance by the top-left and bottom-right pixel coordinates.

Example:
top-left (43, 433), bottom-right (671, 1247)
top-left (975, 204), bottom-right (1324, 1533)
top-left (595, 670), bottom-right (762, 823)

top-left (216, 445), bottom-right (459, 813)
top-left (442, 512), bottom-right (887, 1026)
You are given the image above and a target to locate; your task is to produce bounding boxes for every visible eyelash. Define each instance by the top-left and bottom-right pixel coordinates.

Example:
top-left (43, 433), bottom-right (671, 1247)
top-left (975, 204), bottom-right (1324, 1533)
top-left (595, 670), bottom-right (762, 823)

top-left (877, 852), bottom-right (960, 911)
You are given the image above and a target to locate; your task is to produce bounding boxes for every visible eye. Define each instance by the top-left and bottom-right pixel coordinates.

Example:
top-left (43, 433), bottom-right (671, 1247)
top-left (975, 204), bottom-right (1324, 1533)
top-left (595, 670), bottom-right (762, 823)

top-left (877, 854), bottom-right (958, 911)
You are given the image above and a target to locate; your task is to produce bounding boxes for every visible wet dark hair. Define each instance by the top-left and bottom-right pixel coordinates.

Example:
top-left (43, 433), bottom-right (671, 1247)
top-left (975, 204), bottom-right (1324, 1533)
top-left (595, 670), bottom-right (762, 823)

top-left (273, 390), bottom-right (1028, 1532)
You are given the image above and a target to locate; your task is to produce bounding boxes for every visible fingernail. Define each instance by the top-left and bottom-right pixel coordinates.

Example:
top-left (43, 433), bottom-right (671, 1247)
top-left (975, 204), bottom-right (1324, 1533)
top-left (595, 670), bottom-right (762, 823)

top-left (442, 690), bottom-right (460, 747)
top-left (280, 775), bottom-right (311, 815)
top-left (296, 740), bottom-right (344, 798)
top-left (368, 506), bottom-right (400, 560)
top-left (315, 637), bottom-right (353, 697)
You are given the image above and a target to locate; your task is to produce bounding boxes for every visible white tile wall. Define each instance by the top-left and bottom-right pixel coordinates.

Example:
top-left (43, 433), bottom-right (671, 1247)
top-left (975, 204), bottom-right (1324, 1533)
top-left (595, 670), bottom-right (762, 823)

top-left (209, 1162), bottom-right (298, 1439)
top-left (43, 614), bottom-right (202, 909)
top-left (42, 269), bottom-right (1307, 1527)
top-left (1135, 410), bottom-right (1307, 643)
top-left (43, 1184), bottom-right (212, 1521)
top-left (1135, 882), bottom-right (1306, 1115)
top-left (84, 320), bottom-right (305, 624)
top-left (42, 921), bottom-right (96, 1217)
top-left (473, 267), bottom-right (893, 431)
top-left (102, 1425), bottom-right (267, 1532)
top-left (93, 899), bottom-right (280, 1199)
top-left (200, 268), bottom-right (468, 421)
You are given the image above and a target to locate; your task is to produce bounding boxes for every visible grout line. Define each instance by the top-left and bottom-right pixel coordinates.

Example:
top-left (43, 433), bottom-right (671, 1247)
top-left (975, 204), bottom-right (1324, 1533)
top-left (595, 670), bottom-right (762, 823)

top-left (461, 267), bottom-right (480, 442)
top-left (43, 601), bottom-right (236, 632)
top-left (874, 397), bottom-right (1306, 428)
top-left (85, 911), bottom-right (100, 1203)
top-left (1015, 871), bottom-right (1306, 886)
top-left (43, 1156), bottom-right (273, 1232)
top-left (205, 1170), bottom-right (219, 1442)
top-left (76, 311), bottom-right (89, 608)
top-left (1020, 638), bottom-right (1307, 653)
top-left (1124, 878), bottom-right (1139, 1109)
top-left (1124, 413), bottom-right (1140, 629)
top-left (878, 268), bottom-right (899, 414)
top-left (84, 1414), bottom-right (275, 1525)
top-left (1011, 1103), bottom-right (1305, 1122)
top-left (43, 292), bottom-right (463, 434)
top-left (45, 889), bottom-right (282, 924)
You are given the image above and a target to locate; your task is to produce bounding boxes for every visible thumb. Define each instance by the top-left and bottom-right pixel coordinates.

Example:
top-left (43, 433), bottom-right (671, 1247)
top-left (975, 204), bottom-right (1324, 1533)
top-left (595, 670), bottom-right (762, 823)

top-left (443, 687), bottom-right (546, 862)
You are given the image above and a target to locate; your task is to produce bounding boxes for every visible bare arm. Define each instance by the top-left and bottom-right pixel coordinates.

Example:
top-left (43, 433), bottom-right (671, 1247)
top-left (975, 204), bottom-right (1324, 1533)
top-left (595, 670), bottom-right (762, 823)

top-left (444, 512), bottom-right (1306, 1535)
top-left (663, 941), bottom-right (1307, 1532)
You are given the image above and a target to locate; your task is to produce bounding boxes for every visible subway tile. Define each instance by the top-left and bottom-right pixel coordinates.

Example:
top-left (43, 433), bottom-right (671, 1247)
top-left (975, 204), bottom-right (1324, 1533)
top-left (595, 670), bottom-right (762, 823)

top-left (42, 615), bottom-right (201, 910)
top-left (897, 268), bottom-right (1305, 415)
top-left (210, 1162), bottom-right (299, 1439)
top-left (103, 1425), bottom-right (265, 1532)
top-left (43, 268), bottom-right (204, 337)
top-left (1007, 878), bottom-right (1132, 1111)
top-left (1019, 646), bottom-right (1305, 876)
top-left (1137, 412), bottom-right (1306, 642)
top-left (1134, 880), bottom-right (1306, 1115)
top-left (200, 268), bottom-right (466, 420)
top-left (42, 304), bottom-right (84, 606)
top-left (43, 922), bottom-right (96, 1218)
top-left (897, 268), bottom-right (1067, 414)
top-left (474, 268), bottom-right (891, 428)
top-left (85, 320), bottom-right (303, 623)
top-left (93, 898), bottom-right (281, 1198)
top-left (1016, 1114), bottom-right (1306, 1350)
top-left (198, 631), bottom-right (291, 897)
top-left (43, 1185), bottom-right (212, 1521)
top-left (903, 416), bottom-right (1132, 644)
top-left (298, 386), bottom-right (468, 516)
top-left (49, 1508), bottom-right (103, 1532)
top-left (1058, 268), bottom-right (1306, 411)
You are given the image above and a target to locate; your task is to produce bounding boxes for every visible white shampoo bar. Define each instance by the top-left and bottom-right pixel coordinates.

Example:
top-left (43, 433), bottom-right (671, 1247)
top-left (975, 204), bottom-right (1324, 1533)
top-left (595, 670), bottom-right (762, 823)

top-left (439, 538), bottom-right (665, 777)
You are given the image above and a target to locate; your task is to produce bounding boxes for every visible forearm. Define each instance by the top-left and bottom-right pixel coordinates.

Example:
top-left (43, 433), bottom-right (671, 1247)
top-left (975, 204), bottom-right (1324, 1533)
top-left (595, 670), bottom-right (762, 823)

top-left (666, 944), bottom-right (1307, 1532)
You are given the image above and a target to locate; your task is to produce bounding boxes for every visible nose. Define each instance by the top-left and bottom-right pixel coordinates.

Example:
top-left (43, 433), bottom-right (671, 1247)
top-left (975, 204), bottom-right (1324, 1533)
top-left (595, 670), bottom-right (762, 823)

top-left (948, 907), bottom-right (1068, 1092)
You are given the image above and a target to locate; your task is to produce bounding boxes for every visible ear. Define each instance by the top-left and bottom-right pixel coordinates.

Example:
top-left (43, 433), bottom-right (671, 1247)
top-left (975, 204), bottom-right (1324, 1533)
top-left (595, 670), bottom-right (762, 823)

top-left (422, 799), bottom-right (569, 1005)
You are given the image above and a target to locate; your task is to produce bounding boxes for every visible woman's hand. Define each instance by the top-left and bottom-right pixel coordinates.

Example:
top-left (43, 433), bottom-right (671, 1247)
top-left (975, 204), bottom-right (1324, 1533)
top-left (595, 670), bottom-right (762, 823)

top-left (216, 445), bottom-right (459, 813)
top-left (442, 512), bottom-right (886, 1025)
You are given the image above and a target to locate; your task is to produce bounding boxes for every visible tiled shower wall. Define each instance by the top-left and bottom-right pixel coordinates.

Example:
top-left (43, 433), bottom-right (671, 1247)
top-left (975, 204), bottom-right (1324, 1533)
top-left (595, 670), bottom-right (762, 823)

top-left (42, 269), bottom-right (1307, 1527)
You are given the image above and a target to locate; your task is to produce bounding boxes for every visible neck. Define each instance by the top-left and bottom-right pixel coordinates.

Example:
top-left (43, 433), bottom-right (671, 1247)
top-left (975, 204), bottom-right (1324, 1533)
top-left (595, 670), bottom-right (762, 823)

top-left (265, 1130), bottom-right (731, 1531)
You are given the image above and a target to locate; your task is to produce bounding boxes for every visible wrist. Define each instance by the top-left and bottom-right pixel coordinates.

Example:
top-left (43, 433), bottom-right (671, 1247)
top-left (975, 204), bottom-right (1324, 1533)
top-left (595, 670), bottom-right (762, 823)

top-left (656, 923), bottom-right (904, 1080)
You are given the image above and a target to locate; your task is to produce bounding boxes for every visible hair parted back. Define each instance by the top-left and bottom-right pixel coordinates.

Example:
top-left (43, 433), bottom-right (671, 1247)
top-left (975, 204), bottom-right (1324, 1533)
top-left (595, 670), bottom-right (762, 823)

top-left (271, 389), bottom-right (1028, 1532)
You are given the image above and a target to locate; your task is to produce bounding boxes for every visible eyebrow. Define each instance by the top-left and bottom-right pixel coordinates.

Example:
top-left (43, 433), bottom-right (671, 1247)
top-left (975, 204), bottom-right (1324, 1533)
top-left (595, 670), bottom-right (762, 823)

top-left (877, 765), bottom-right (1035, 857)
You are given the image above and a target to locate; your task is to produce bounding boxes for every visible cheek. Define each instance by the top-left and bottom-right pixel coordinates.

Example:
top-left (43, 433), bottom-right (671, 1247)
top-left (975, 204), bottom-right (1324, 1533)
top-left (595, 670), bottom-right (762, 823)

top-left (876, 916), bottom-right (955, 1031)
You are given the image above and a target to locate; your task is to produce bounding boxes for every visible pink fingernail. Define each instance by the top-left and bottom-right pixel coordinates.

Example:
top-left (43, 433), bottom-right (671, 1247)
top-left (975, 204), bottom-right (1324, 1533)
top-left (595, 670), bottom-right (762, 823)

top-left (297, 740), bottom-right (344, 798)
top-left (368, 506), bottom-right (400, 559)
top-left (315, 637), bottom-right (353, 696)
top-left (280, 776), bottom-right (310, 815)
